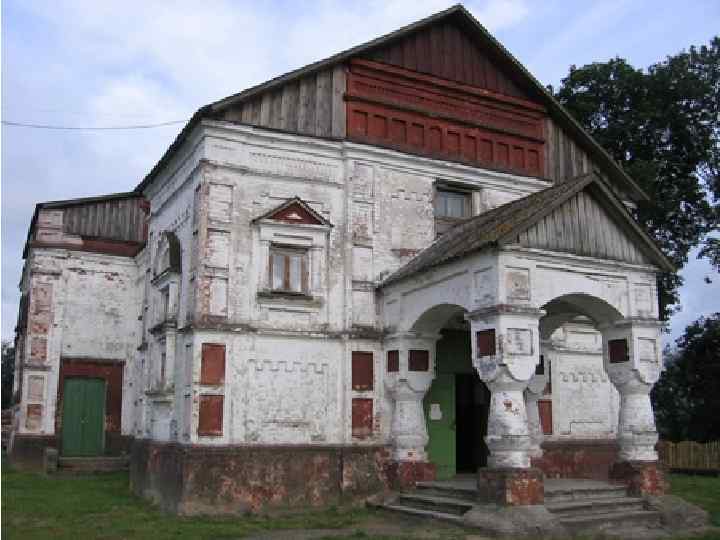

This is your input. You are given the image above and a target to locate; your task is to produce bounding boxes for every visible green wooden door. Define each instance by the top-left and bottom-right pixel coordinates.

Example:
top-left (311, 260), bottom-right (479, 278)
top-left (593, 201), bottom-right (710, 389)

top-left (424, 373), bottom-right (456, 479)
top-left (62, 378), bottom-right (106, 456)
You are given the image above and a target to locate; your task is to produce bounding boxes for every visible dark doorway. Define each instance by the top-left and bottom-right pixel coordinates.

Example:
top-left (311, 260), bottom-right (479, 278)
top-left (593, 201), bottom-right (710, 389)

top-left (455, 372), bottom-right (490, 472)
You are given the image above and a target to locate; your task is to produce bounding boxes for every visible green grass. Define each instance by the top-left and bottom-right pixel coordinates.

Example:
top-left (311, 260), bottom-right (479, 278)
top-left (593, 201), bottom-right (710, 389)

top-left (3, 465), bottom-right (720, 540)
top-left (1, 467), bottom-right (375, 540)
top-left (670, 473), bottom-right (720, 528)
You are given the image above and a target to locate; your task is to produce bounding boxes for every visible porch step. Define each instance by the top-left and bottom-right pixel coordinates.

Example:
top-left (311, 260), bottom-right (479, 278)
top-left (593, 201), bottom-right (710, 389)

top-left (558, 509), bottom-right (662, 534)
top-left (415, 480), bottom-right (478, 502)
top-left (546, 496), bottom-right (646, 517)
top-left (544, 480), bottom-right (628, 503)
top-left (397, 493), bottom-right (475, 515)
top-left (58, 456), bottom-right (129, 473)
top-left (379, 503), bottom-right (466, 525)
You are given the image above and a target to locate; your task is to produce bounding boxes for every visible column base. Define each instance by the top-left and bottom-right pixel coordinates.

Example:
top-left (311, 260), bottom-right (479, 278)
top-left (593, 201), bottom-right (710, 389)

top-left (387, 461), bottom-right (436, 490)
top-left (477, 467), bottom-right (544, 505)
top-left (609, 460), bottom-right (667, 496)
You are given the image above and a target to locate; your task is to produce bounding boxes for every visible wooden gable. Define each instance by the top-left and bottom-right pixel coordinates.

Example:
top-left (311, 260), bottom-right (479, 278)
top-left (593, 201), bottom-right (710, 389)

top-left (515, 187), bottom-right (652, 266)
top-left (362, 23), bottom-right (532, 101)
top-left (255, 198), bottom-right (330, 226)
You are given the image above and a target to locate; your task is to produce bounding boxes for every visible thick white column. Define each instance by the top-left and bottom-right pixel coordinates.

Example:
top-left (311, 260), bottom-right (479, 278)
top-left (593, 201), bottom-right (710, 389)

top-left (601, 319), bottom-right (664, 462)
top-left (384, 333), bottom-right (439, 462)
top-left (525, 370), bottom-right (547, 458)
top-left (468, 305), bottom-right (544, 469)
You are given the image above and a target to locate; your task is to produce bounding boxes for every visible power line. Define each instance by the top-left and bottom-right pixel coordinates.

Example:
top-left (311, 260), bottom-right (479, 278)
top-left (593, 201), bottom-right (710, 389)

top-left (2, 119), bottom-right (188, 130)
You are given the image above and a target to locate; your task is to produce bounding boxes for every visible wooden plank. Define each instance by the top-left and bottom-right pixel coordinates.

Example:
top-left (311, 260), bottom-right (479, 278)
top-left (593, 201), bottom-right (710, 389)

top-left (281, 82), bottom-right (299, 132)
top-left (297, 76), bottom-right (315, 134)
top-left (331, 65), bottom-right (346, 138)
top-left (315, 69), bottom-right (332, 137)
top-left (430, 24), bottom-right (444, 79)
top-left (269, 90), bottom-right (283, 129)
top-left (241, 103), bottom-right (253, 124)
top-left (260, 93), bottom-right (272, 126)
top-left (545, 118), bottom-right (555, 181)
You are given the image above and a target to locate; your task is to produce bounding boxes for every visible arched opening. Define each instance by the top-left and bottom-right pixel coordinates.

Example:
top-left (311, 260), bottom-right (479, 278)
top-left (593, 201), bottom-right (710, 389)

top-left (536, 293), bottom-right (624, 467)
top-left (411, 304), bottom-right (490, 479)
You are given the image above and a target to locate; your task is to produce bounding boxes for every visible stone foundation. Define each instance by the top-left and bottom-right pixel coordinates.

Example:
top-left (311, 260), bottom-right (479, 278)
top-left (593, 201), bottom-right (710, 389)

top-left (386, 461), bottom-right (436, 489)
top-left (610, 460), bottom-right (667, 496)
top-left (130, 440), bottom-right (392, 515)
top-left (477, 467), bottom-right (544, 505)
top-left (8, 435), bottom-right (57, 471)
top-left (532, 439), bottom-right (619, 480)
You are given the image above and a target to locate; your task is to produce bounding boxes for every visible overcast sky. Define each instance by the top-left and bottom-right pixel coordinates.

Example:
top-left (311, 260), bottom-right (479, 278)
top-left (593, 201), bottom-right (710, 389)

top-left (2, 0), bottom-right (719, 345)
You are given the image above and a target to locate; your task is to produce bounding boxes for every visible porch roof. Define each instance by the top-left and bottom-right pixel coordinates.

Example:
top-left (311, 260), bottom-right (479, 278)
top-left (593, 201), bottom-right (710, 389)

top-left (381, 173), bottom-right (674, 287)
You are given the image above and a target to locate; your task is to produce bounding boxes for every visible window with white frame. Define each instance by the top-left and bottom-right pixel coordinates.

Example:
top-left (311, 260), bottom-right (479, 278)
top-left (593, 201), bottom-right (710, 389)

top-left (269, 246), bottom-right (309, 294)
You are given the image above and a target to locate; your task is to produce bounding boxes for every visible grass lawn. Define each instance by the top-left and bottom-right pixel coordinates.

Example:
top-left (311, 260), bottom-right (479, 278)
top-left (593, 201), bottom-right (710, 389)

top-left (2, 465), bottom-right (720, 540)
top-left (0, 465), bottom-right (464, 540)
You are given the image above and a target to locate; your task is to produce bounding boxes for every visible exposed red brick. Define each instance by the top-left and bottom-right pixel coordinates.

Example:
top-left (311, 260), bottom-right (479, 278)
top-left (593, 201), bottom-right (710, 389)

top-left (198, 395), bottom-right (223, 436)
top-left (477, 467), bottom-right (544, 505)
top-left (25, 404), bottom-right (43, 431)
top-left (532, 440), bottom-right (619, 480)
top-left (610, 461), bottom-right (667, 496)
top-left (351, 398), bottom-right (373, 438)
top-left (29, 337), bottom-right (47, 362)
top-left (386, 461), bottom-right (436, 490)
top-left (538, 400), bottom-right (553, 435)
top-left (268, 201), bottom-right (324, 225)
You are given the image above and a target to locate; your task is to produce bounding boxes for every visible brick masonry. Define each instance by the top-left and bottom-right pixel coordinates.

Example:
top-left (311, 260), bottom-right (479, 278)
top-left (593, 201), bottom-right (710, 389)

top-left (610, 460), bottom-right (667, 497)
top-left (477, 467), bottom-right (545, 506)
top-left (130, 440), bottom-right (391, 515)
top-left (532, 439), bottom-right (619, 480)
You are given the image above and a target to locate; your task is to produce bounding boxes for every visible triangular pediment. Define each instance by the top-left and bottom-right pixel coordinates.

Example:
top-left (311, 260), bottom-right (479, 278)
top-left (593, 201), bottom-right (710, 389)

top-left (253, 197), bottom-right (331, 227)
top-left (513, 185), bottom-right (654, 266)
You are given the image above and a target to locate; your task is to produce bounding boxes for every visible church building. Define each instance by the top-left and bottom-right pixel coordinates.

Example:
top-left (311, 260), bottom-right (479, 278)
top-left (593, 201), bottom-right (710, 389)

top-left (9, 5), bottom-right (672, 514)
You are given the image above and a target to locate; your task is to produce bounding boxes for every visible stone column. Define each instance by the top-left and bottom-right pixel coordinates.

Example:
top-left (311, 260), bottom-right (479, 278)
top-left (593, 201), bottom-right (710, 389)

top-left (525, 369), bottom-right (548, 459)
top-left (384, 332), bottom-right (439, 488)
top-left (468, 305), bottom-right (545, 505)
top-left (601, 318), bottom-right (666, 496)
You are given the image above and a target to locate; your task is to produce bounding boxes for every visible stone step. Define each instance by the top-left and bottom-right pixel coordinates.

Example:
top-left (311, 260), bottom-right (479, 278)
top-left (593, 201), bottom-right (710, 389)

top-left (58, 456), bottom-right (129, 473)
top-left (545, 484), bottom-right (628, 503)
top-left (397, 493), bottom-right (475, 516)
top-left (379, 503), bottom-right (466, 526)
top-left (415, 481), bottom-right (478, 502)
top-left (546, 496), bottom-right (646, 517)
top-left (559, 509), bottom-right (663, 535)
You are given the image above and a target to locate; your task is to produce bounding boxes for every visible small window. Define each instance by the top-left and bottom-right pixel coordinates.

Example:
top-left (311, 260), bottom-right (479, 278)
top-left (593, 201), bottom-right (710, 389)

top-left (435, 188), bottom-right (471, 219)
top-left (269, 246), bottom-right (309, 294)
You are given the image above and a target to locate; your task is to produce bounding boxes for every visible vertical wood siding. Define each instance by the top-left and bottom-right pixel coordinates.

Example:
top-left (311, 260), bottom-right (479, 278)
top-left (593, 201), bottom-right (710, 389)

top-left (62, 197), bottom-right (147, 244)
top-left (516, 190), bottom-right (649, 264)
top-left (363, 23), bottom-right (529, 100)
top-left (221, 65), bottom-right (346, 139)
top-left (544, 117), bottom-right (592, 183)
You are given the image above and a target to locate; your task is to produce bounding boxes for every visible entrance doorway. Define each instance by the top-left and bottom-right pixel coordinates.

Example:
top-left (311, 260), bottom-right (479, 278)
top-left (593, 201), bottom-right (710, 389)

top-left (455, 372), bottom-right (490, 472)
top-left (61, 378), bottom-right (106, 456)
top-left (424, 329), bottom-right (490, 478)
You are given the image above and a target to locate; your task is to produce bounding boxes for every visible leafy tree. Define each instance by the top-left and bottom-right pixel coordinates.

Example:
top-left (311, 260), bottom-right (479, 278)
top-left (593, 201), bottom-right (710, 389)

top-left (556, 37), bottom-right (720, 319)
top-left (651, 313), bottom-right (720, 442)
top-left (1, 340), bottom-right (15, 409)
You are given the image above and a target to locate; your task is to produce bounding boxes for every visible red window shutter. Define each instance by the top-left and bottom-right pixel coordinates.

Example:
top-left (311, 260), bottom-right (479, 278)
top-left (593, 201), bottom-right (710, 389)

top-left (477, 329), bottom-right (496, 357)
top-left (538, 400), bottom-right (553, 435)
top-left (198, 395), bottom-right (223, 436)
top-left (387, 350), bottom-right (399, 372)
top-left (351, 398), bottom-right (373, 438)
top-left (351, 351), bottom-right (374, 391)
top-left (609, 339), bottom-right (629, 363)
top-left (408, 350), bottom-right (429, 371)
top-left (201, 343), bottom-right (226, 385)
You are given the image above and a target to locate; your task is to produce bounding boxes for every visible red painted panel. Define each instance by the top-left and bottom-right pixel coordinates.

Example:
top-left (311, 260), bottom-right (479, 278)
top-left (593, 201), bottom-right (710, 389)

top-left (198, 395), bottom-right (223, 436)
top-left (538, 400), bottom-right (553, 435)
top-left (477, 329), bottom-right (496, 357)
top-left (609, 339), bottom-right (629, 363)
top-left (408, 350), bottom-right (429, 372)
top-left (351, 398), bottom-right (373, 438)
top-left (387, 350), bottom-right (399, 372)
top-left (269, 202), bottom-right (324, 225)
top-left (346, 60), bottom-right (545, 177)
top-left (58, 359), bottom-right (123, 433)
top-left (351, 351), bottom-right (374, 391)
top-left (201, 343), bottom-right (226, 385)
